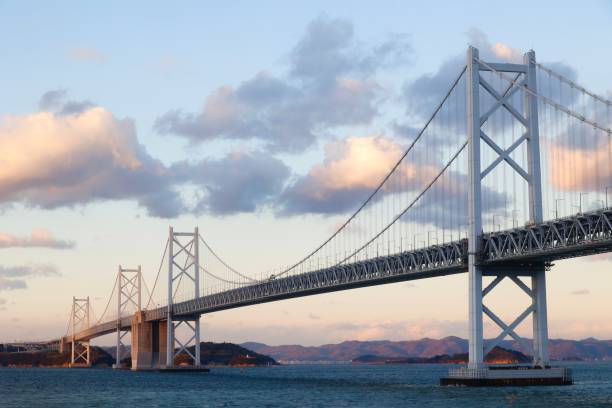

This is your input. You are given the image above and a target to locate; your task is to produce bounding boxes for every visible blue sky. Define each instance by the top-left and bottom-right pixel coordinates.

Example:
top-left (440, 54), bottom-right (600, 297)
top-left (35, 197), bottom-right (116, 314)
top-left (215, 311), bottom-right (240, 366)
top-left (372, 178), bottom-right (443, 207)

top-left (0, 1), bottom-right (610, 345)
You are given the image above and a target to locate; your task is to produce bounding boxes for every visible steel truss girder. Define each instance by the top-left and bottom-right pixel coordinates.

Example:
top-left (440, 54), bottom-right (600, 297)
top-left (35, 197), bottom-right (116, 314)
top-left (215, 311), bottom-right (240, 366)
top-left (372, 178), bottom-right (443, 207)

top-left (148, 241), bottom-right (467, 319)
top-left (482, 209), bottom-right (612, 263)
top-left (66, 210), bottom-right (611, 344)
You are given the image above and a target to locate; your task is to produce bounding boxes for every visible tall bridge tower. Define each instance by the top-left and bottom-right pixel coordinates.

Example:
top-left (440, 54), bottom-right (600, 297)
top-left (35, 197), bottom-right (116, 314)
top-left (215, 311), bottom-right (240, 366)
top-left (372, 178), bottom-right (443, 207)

top-left (466, 47), bottom-right (548, 369)
top-left (70, 296), bottom-right (90, 366)
top-left (116, 265), bottom-right (141, 368)
top-left (166, 227), bottom-right (202, 368)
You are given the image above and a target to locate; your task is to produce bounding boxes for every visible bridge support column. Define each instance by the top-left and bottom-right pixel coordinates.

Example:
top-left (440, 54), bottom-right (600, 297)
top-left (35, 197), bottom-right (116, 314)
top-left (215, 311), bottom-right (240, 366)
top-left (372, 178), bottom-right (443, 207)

top-left (531, 269), bottom-right (549, 367)
top-left (131, 311), bottom-right (167, 370)
top-left (59, 337), bottom-right (68, 354)
top-left (466, 46), bottom-right (484, 369)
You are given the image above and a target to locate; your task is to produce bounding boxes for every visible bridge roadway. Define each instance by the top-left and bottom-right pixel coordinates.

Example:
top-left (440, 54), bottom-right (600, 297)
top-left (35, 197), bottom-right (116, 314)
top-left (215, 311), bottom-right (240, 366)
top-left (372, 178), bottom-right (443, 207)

top-left (65, 208), bottom-right (612, 343)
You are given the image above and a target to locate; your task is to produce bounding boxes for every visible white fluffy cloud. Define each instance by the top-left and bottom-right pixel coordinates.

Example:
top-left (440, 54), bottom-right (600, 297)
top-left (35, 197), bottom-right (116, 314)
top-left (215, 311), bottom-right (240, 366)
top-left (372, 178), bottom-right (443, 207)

top-left (0, 93), bottom-right (293, 218)
top-left (155, 16), bottom-right (411, 153)
top-left (0, 107), bottom-right (180, 217)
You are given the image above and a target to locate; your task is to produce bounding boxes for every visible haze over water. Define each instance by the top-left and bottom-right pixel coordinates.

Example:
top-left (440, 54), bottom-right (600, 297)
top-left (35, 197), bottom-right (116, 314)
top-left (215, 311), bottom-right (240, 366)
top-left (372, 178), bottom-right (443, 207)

top-left (3, 363), bottom-right (612, 407)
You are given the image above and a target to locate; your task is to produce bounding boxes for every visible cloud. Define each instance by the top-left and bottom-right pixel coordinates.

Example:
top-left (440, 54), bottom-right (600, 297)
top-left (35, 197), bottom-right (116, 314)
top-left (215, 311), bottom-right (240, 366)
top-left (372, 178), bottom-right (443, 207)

top-left (0, 279), bottom-right (26, 291)
top-left (400, 29), bottom-right (578, 124)
top-left (171, 151), bottom-right (290, 215)
top-left (0, 104), bottom-right (183, 217)
top-left (0, 90), bottom-right (296, 218)
top-left (279, 135), bottom-right (506, 223)
top-left (0, 264), bottom-right (59, 292)
top-left (0, 229), bottom-right (75, 249)
top-left (571, 289), bottom-right (590, 295)
top-left (0, 264), bottom-right (59, 278)
top-left (155, 16), bottom-right (411, 153)
top-left (547, 141), bottom-right (612, 193)
top-left (280, 136), bottom-right (432, 214)
top-left (38, 89), bottom-right (96, 115)
top-left (67, 47), bottom-right (107, 63)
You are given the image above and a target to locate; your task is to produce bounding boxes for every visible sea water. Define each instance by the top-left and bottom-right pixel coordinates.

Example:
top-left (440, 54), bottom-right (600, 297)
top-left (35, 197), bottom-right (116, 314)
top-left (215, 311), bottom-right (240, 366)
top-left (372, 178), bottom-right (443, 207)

top-left (1, 363), bottom-right (612, 407)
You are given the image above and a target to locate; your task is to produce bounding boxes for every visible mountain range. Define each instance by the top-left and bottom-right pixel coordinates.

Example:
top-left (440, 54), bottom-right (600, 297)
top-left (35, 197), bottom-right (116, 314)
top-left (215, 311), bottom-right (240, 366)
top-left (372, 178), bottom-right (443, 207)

top-left (241, 337), bottom-right (612, 362)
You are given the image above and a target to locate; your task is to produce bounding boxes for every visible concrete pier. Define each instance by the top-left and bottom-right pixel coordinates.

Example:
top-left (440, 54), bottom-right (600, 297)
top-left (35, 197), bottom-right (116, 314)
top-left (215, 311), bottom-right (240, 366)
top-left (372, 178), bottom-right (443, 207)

top-left (441, 366), bottom-right (572, 386)
top-left (131, 311), bottom-right (167, 370)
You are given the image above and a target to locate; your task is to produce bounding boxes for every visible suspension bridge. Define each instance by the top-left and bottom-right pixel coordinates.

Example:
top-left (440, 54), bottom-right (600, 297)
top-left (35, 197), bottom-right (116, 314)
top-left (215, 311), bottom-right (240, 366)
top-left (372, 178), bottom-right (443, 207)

top-left (35, 47), bottom-right (611, 384)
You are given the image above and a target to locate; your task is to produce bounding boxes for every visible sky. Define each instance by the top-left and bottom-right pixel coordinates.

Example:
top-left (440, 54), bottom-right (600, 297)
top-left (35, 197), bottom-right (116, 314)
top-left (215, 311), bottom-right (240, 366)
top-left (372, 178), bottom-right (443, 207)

top-left (0, 0), bottom-right (611, 346)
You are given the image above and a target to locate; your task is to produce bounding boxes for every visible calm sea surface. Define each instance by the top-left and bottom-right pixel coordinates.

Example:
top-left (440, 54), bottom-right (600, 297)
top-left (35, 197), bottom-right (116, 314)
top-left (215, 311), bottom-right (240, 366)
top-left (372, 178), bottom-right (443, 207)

top-left (2, 363), bottom-right (612, 407)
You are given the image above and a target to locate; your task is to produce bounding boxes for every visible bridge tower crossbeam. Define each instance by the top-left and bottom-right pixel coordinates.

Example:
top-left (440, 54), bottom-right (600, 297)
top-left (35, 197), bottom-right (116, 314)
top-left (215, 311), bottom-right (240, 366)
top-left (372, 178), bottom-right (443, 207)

top-left (466, 46), bottom-right (548, 369)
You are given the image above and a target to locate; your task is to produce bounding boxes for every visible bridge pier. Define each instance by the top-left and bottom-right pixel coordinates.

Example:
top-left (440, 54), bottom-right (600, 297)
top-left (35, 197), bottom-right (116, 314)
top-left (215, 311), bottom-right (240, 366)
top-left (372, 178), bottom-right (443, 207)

top-left (131, 311), bottom-right (167, 370)
top-left (531, 268), bottom-right (549, 367)
top-left (59, 337), bottom-right (68, 354)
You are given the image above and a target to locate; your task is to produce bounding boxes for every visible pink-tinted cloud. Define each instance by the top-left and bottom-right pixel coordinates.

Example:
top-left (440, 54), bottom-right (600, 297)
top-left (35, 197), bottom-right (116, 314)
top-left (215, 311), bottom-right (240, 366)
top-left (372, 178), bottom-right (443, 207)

top-left (280, 136), bottom-right (438, 214)
top-left (67, 47), bottom-right (107, 63)
top-left (0, 94), bottom-right (292, 218)
top-left (0, 107), bottom-right (179, 216)
top-left (0, 229), bottom-right (74, 249)
top-left (548, 143), bottom-right (612, 192)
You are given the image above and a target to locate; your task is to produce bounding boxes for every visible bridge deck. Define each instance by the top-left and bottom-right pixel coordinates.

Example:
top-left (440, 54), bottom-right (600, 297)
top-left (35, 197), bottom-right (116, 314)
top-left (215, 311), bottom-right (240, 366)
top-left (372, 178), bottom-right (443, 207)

top-left (65, 209), bottom-right (611, 343)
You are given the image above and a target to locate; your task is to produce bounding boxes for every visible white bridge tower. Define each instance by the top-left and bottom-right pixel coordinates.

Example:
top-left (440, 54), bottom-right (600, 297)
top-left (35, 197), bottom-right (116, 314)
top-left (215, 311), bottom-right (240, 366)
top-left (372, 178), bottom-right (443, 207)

top-left (466, 46), bottom-right (548, 369)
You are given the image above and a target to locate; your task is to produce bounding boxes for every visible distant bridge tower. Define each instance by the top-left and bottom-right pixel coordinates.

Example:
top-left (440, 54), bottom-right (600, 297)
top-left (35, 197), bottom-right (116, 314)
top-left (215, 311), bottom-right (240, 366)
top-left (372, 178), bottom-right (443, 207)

top-left (116, 265), bottom-right (141, 368)
top-left (71, 296), bottom-right (91, 366)
top-left (166, 227), bottom-right (201, 368)
top-left (466, 46), bottom-right (548, 369)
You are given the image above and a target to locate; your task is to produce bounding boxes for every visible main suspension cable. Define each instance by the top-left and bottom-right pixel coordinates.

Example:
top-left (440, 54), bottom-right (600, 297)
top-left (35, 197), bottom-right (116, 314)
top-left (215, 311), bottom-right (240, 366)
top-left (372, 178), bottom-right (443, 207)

top-left (534, 61), bottom-right (612, 106)
top-left (199, 265), bottom-right (249, 286)
top-left (93, 273), bottom-right (119, 325)
top-left (199, 235), bottom-right (255, 282)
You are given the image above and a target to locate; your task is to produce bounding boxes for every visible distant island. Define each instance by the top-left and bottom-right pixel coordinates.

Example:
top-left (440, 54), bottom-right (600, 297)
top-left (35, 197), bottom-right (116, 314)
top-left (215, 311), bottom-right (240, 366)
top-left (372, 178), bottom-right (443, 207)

top-left (5, 336), bottom-right (612, 368)
top-left (0, 342), bottom-right (277, 368)
top-left (242, 336), bottom-right (612, 363)
top-left (351, 346), bottom-right (530, 365)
